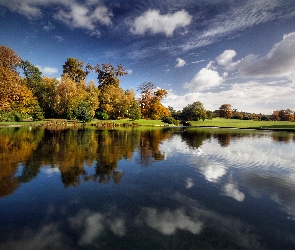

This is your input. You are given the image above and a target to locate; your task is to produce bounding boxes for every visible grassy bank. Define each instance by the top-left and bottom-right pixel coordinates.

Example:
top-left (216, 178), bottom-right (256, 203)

top-left (190, 118), bottom-right (295, 130)
top-left (1, 118), bottom-right (295, 130)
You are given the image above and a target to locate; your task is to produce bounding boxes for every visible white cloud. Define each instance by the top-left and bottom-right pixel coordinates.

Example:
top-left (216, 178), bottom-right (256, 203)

top-left (215, 32), bottom-right (295, 82)
top-left (130, 9), bottom-right (192, 36)
top-left (126, 69), bottom-right (133, 74)
top-left (0, 0), bottom-right (112, 32)
top-left (216, 50), bottom-right (240, 71)
top-left (69, 209), bottom-right (126, 246)
top-left (36, 65), bottom-right (58, 75)
top-left (54, 4), bottom-right (113, 31)
top-left (200, 163), bottom-right (227, 183)
top-left (137, 207), bottom-right (203, 235)
top-left (179, 1), bottom-right (295, 51)
top-left (175, 57), bottom-right (186, 68)
top-left (191, 60), bottom-right (206, 64)
top-left (239, 32), bottom-right (295, 80)
top-left (185, 178), bottom-right (194, 189)
top-left (222, 183), bottom-right (245, 202)
top-left (163, 80), bottom-right (295, 114)
top-left (183, 62), bottom-right (225, 91)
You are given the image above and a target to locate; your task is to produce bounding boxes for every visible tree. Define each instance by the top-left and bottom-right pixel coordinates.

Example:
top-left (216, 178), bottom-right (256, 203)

top-left (39, 77), bottom-right (59, 118)
top-left (271, 109), bottom-right (294, 121)
top-left (124, 89), bottom-right (141, 120)
top-left (0, 45), bottom-right (22, 72)
top-left (55, 75), bottom-right (87, 119)
top-left (85, 80), bottom-right (99, 117)
top-left (20, 60), bottom-right (43, 93)
top-left (97, 84), bottom-right (127, 119)
top-left (219, 104), bottom-right (233, 118)
top-left (182, 101), bottom-right (206, 121)
top-left (138, 82), bottom-right (169, 119)
top-left (62, 57), bottom-right (90, 83)
top-left (92, 63), bottom-right (128, 88)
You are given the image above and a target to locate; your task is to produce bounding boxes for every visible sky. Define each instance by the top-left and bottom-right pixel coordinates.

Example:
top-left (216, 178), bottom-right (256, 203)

top-left (1, 0), bottom-right (295, 114)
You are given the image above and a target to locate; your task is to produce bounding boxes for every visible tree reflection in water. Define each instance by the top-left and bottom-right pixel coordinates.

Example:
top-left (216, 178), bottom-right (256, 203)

top-left (1, 126), bottom-right (294, 197)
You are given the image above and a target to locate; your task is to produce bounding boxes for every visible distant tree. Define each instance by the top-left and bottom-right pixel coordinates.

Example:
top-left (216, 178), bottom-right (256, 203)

top-left (182, 101), bottom-right (206, 121)
top-left (219, 104), bottom-right (233, 118)
top-left (206, 110), bottom-right (214, 120)
top-left (138, 82), bottom-right (169, 119)
top-left (62, 57), bottom-right (90, 83)
top-left (271, 109), bottom-right (294, 121)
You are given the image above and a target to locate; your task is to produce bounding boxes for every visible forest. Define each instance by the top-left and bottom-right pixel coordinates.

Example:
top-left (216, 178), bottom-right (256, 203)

top-left (0, 44), bottom-right (294, 124)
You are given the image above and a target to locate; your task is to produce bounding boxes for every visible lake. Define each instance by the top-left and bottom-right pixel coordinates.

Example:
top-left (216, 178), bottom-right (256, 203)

top-left (0, 126), bottom-right (295, 249)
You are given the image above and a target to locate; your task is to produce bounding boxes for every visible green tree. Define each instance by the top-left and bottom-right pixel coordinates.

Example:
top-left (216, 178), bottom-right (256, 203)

top-left (76, 101), bottom-right (93, 122)
top-left (20, 60), bottom-right (43, 94)
top-left (62, 57), bottom-right (90, 83)
top-left (92, 63), bottom-right (128, 88)
top-left (182, 101), bottom-right (206, 121)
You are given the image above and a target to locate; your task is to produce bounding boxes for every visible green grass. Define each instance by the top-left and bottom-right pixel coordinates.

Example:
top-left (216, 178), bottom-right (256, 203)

top-left (1, 118), bottom-right (295, 130)
top-left (190, 118), bottom-right (295, 129)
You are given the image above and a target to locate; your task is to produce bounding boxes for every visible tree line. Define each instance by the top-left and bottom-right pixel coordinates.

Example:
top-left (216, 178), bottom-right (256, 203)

top-left (0, 45), bottom-right (293, 124)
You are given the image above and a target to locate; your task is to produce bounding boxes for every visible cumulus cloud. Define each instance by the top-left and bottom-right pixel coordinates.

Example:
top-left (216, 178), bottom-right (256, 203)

top-left (36, 65), bottom-right (58, 75)
top-left (130, 9), bottom-right (192, 36)
top-left (54, 4), bottom-right (113, 31)
top-left (215, 32), bottom-right (295, 82)
top-left (183, 61), bottom-right (225, 91)
top-left (216, 49), bottom-right (240, 71)
top-left (175, 57), bottom-right (186, 68)
top-left (137, 207), bottom-right (203, 235)
top-left (239, 32), bottom-right (295, 80)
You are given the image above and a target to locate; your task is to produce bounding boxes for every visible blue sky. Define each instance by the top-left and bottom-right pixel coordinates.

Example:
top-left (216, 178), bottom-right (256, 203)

top-left (1, 0), bottom-right (295, 114)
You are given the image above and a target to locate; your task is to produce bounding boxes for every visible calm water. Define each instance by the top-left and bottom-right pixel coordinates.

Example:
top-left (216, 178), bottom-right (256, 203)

top-left (0, 126), bottom-right (295, 249)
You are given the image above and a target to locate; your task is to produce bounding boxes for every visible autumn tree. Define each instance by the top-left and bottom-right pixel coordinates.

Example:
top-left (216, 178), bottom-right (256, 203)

top-left (219, 104), bottom-right (233, 118)
top-left (55, 75), bottom-right (87, 119)
top-left (182, 101), bottom-right (206, 121)
top-left (271, 109), bottom-right (294, 121)
top-left (40, 77), bottom-right (59, 118)
top-left (0, 45), bottom-right (22, 72)
top-left (138, 82), bottom-right (169, 119)
top-left (0, 46), bottom-right (43, 121)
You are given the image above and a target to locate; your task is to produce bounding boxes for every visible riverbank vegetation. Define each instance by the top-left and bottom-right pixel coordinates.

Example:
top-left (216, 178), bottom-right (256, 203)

top-left (1, 45), bottom-right (294, 127)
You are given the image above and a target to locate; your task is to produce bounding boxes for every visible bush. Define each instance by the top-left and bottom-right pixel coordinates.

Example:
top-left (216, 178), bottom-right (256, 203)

top-left (76, 102), bottom-right (93, 122)
top-left (162, 116), bottom-right (179, 125)
top-left (0, 111), bottom-right (15, 122)
top-left (181, 121), bottom-right (191, 126)
top-left (95, 111), bottom-right (109, 120)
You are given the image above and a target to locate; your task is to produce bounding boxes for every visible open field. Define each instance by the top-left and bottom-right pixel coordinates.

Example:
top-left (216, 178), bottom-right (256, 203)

top-left (1, 118), bottom-right (295, 130)
top-left (189, 118), bottom-right (295, 130)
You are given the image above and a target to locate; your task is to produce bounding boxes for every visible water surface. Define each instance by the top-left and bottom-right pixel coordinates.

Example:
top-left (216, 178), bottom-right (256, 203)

top-left (0, 126), bottom-right (294, 249)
